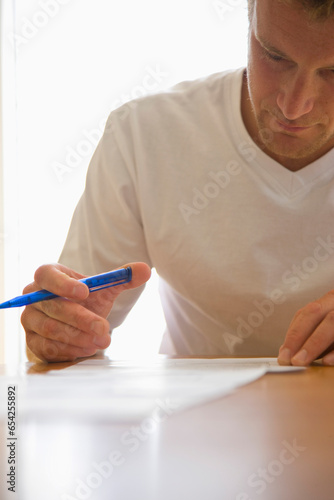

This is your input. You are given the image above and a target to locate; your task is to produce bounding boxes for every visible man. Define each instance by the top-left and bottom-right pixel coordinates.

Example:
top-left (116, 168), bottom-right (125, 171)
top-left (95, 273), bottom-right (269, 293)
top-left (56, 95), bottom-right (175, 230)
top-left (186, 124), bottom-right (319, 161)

top-left (22, 0), bottom-right (334, 366)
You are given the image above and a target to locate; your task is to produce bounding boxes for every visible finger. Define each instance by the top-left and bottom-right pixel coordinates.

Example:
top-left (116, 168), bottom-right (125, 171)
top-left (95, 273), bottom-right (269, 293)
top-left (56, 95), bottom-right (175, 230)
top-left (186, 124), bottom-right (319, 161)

top-left (112, 262), bottom-right (151, 291)
top-left (31, 296), bottom-right (110, 338)
top-left (322, 350), bottom-right (334, 366)
top-left (25, 331), bottom-right (99, 363)
top-left (21, 304), bottom-right (111, 350)
top-left (278, 301), bottom-right (323, 365)
top-left (291, 314), bottom-right (334, 366)
top-left (32, 263), bottom-right (89, 300)
top-left (84, 262), bottom-right (151, 317)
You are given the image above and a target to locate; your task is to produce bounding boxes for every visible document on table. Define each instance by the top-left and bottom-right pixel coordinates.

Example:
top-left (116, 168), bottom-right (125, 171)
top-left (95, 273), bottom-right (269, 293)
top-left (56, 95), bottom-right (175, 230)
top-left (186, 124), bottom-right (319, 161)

top-left (0, 358), bottom-right (304, 422)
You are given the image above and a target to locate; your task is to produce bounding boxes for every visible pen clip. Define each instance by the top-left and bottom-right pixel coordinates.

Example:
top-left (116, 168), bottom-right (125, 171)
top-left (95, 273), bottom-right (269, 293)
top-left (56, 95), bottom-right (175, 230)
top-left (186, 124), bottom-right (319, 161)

top-left (84, 267), bottom-right (132, 292)
top-left (88, 277), bottom-right (131, 292)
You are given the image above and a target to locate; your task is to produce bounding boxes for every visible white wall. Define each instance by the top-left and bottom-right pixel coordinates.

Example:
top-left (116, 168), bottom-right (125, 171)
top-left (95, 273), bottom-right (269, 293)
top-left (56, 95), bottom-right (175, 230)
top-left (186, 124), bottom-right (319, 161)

top-left (3, 0), bottom-right (248, 361)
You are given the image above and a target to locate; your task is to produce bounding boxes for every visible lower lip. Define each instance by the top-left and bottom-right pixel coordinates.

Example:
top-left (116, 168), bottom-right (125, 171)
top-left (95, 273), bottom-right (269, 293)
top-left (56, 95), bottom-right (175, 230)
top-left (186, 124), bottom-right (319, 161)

top-left (276, 120), bottom-right (311, 133)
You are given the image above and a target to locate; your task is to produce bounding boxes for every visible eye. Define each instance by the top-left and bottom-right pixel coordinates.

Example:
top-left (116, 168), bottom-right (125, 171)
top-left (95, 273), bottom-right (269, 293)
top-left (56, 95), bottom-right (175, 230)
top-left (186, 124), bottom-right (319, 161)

top-left (264, 50), bottom-right (284, 63)
top-left (319, 67), bottom-right (334, 78)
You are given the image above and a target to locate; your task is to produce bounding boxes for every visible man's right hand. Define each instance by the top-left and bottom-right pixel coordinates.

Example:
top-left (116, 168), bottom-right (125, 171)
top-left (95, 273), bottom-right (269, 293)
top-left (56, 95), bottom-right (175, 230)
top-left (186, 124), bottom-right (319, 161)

top-left (21, 262), bottom-right (151, 363)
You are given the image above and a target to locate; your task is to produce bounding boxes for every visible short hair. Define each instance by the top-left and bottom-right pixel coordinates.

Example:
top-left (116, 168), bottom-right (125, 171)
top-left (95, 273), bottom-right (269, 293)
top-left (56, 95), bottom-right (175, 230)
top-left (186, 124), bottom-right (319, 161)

top-left (248, 0), bottom-right (334, 21)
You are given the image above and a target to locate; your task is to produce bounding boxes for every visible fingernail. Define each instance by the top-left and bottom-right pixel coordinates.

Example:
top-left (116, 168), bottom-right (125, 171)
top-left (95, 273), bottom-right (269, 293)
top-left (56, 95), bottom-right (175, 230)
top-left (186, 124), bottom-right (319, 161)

top-left (292, 349), bottom-right (308, 365)
top-left (93, 335), bottom-right (109, 348)
top-left (278, 347), bottom-right (291, 365)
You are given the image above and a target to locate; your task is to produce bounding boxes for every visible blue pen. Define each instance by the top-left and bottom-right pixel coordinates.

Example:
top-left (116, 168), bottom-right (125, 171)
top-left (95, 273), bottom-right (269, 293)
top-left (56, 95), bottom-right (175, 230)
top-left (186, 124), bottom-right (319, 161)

top-left (0, 267), bottom-right (132, 309)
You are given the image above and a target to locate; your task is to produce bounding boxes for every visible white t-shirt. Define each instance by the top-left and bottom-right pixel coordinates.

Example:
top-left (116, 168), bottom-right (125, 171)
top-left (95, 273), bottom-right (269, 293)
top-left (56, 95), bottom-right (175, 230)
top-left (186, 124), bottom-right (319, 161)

top-left (59, 67), bottom-right (334, 356)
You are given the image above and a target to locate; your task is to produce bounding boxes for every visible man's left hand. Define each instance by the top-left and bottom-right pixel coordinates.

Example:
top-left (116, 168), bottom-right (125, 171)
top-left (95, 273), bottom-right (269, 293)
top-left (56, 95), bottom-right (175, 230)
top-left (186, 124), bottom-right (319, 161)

top-left (278, 290), bottom-right (334, 366)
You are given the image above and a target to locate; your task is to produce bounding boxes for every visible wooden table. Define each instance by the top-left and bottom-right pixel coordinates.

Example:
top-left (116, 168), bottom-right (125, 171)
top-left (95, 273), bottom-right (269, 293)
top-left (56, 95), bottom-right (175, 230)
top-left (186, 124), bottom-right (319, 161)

top-left (1, 357), bottom-right (333, 500)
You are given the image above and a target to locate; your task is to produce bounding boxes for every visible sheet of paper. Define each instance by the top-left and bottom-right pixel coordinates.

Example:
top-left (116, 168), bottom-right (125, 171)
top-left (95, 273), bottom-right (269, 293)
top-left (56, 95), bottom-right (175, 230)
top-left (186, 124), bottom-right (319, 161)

top-left (72, 356), bottom-right (303, 372)
top-left (0, 357), bottom-right (303, 423)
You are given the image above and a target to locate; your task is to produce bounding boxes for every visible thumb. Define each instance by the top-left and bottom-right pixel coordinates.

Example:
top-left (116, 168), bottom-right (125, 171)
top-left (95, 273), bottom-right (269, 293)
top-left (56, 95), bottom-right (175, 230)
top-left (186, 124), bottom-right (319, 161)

top-left (82, 262), bottom-right (151, 318)
top-left (116, 262), bottom-right (151, 291)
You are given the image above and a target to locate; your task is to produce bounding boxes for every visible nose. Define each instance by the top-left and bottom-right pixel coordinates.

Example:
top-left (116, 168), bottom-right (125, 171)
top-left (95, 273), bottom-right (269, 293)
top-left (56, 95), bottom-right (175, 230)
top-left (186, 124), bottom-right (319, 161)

top-left (276, 72), bottom-right (316, 121)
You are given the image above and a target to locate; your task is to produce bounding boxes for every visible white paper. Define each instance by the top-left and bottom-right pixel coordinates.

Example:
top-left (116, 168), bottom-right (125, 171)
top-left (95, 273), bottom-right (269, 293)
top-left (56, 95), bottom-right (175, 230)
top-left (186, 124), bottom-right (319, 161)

top-left (0, 357), bottom-right (304, 423)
